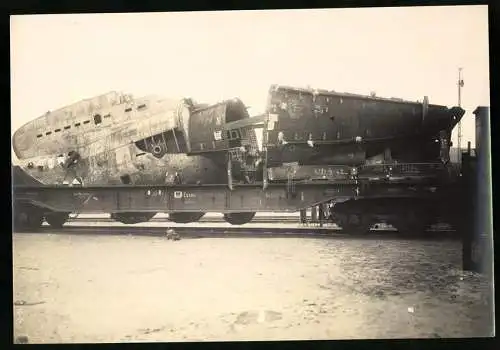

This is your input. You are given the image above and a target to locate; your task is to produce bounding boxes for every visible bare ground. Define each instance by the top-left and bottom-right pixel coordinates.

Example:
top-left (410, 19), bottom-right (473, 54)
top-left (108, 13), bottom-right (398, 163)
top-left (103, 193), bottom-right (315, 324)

top-left (12, 232), bottom-right (493, 343)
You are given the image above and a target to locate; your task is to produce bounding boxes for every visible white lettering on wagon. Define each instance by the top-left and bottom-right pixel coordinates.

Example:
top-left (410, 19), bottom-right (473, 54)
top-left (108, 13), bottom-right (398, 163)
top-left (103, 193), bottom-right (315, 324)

top-left (173, 191), bottom-right (196, 199)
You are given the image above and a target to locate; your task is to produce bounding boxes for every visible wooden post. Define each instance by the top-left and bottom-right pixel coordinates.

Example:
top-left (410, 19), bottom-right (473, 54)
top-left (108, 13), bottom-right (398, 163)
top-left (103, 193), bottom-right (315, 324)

top-left (300, 209), bottom-right (307, 224)
top-left (311, 206), bottom-right (317, 223)
top-left (318, 204), bottom-right (324, 228)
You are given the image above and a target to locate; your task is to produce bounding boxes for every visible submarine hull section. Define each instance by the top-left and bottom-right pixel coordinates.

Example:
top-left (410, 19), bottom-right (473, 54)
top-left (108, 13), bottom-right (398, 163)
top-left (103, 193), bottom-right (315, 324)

top-left (15, 144), bottom-right (227, 187)
top-left (12, 95), bottom-right (257, 226)
top-left (265, 85), bottom-right (464, 167)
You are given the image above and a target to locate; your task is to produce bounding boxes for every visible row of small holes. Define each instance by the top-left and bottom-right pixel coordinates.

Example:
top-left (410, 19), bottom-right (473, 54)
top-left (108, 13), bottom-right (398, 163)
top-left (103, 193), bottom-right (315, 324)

top-left (35, 102), bottom-right (146, 138)
top-left (36, 113), bottom-right (112, 138)
top-left (126, 104), bottom-right (146, 112)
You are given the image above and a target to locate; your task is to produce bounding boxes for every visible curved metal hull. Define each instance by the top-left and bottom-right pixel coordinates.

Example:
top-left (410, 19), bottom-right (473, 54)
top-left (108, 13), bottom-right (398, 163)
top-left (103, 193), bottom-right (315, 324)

top-left (15, 144), bottom-right (227, 187)
top-left (265, 85), bottom-right (465, 167)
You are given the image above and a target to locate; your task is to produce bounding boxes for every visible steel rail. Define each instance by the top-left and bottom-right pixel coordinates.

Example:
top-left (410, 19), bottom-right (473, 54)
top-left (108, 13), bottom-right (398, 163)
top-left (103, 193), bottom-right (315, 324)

top-left (68, 216), bottom-right (300, 223)
top-left (16, 225), bottom-right (459, 241)
top-left (65, 217), bottom-right (455, 231)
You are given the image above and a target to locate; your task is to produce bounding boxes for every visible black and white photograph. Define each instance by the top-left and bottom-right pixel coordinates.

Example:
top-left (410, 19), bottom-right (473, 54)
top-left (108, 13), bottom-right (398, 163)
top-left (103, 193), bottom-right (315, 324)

top-left (10, 5), bottom-right (494, 343)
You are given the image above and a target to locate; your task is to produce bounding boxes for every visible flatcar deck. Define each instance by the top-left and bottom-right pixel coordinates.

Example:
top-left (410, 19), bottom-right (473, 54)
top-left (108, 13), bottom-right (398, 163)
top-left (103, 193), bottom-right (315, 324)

top-left (13, 179), bottom-right (448, 214)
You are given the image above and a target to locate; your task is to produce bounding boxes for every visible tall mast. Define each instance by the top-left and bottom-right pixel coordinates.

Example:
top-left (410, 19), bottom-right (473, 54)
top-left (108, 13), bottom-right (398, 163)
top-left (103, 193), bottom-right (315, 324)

top-left (457, 68), bottom-right (464, 163)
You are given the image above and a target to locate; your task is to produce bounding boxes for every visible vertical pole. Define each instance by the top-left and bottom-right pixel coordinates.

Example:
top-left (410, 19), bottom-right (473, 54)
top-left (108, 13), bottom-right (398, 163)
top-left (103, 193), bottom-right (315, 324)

top-left (461, 150), bottom-right (473, 271)
top-left (474, 107), bottom-right (493, 276)
top-left (262, 113), bottom-right (269, 190)
top-left (227, 154), bottom-right (233, 191)
top-left (457, 68), bottom-right (463, 164)
top-left (172, 129), bottom-right (181, 153)
top-left (318, 204), bottom-right (324, 228)
top-left (458, 68), bottom-right (462, 107)
top-left (300, 209), bottom-right (307, 224)
top-left (311, 206), bottom-right (317, 223)
top-left (474, 107), bottom-right (494, 335)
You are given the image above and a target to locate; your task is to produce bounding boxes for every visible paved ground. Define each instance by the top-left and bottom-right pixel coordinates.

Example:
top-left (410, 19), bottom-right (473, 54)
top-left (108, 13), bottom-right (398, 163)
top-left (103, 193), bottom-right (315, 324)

top-left (12, 232), bottom-right (493, 343)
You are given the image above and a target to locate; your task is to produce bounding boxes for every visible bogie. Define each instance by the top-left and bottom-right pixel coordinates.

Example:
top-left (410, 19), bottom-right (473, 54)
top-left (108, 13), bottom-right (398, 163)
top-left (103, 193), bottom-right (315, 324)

top-left (338, 213), bottom-right (373, 234)
top-left (223, 212), bottom-right (256, 225)
top-left (110, 212), bottom-right (157, 224)
top-left (13, 203), bottom-right (44, 232)
top-left (331, 197), bottom-right (438, 235)
top-left (45, 212), bottom-right (70, 228)
top-left (168, 212), bottom-right (206, 224)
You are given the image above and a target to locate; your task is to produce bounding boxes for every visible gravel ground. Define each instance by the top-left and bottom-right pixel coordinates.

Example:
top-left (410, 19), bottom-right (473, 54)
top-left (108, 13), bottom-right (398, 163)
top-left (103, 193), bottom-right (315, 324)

top-left (12, 232), bottom-right (494, 343)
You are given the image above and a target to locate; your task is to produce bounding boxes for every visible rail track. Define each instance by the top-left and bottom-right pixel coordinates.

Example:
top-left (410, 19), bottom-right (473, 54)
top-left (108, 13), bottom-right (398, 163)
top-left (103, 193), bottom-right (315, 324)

top-left (69, 215), bottom-right (300, 224)
top-left (68, 214), bottom-right (455, 229)
top-left (16, 221), bottom-right (458, 241)
top-left (14, 212), bottom-right (457, 240)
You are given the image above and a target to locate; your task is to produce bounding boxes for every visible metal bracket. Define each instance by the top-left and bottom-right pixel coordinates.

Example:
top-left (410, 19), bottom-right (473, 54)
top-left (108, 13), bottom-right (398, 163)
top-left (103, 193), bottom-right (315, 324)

top-left (227, 154), bottom-right (233, 191)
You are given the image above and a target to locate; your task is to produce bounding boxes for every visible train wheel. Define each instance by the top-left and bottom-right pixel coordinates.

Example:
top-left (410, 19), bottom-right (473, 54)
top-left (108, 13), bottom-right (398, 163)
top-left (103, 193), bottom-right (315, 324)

top-left (223, 212), bottom-right (256, 225)
top-left (342, 213), bottom-right (372, 235)
top-left (14, 205), bottom-right (44, 232)
top-left (27, 214), bottom-right (44, 230)
top-left (45, 212), bottom-right (70, 229)
top-left (394, 209), bottom-right (432, 236)
top-left (330, 212), bottom-right (344, 227)
top-left (111, 212), bottom-right (157, 224)
top-left (168, 212), bottom-right (205, 224)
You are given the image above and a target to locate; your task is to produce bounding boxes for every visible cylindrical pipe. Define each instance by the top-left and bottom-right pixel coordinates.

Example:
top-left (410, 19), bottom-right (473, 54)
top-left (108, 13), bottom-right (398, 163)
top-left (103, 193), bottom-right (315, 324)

top-left (473, 107), bottom-right (493, 274)
top-left (473, 106), bottom-right (494, 335)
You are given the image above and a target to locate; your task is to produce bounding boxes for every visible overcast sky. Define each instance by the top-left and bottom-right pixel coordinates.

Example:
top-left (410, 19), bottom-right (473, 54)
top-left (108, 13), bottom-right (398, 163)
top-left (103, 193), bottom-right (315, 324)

top-left (10, 6), bottom-right (489, 162)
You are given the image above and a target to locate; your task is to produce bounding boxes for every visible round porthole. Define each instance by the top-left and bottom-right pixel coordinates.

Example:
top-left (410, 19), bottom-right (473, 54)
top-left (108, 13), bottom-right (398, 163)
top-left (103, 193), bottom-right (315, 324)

top-left (153, 145), bottom-right (162, 154)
